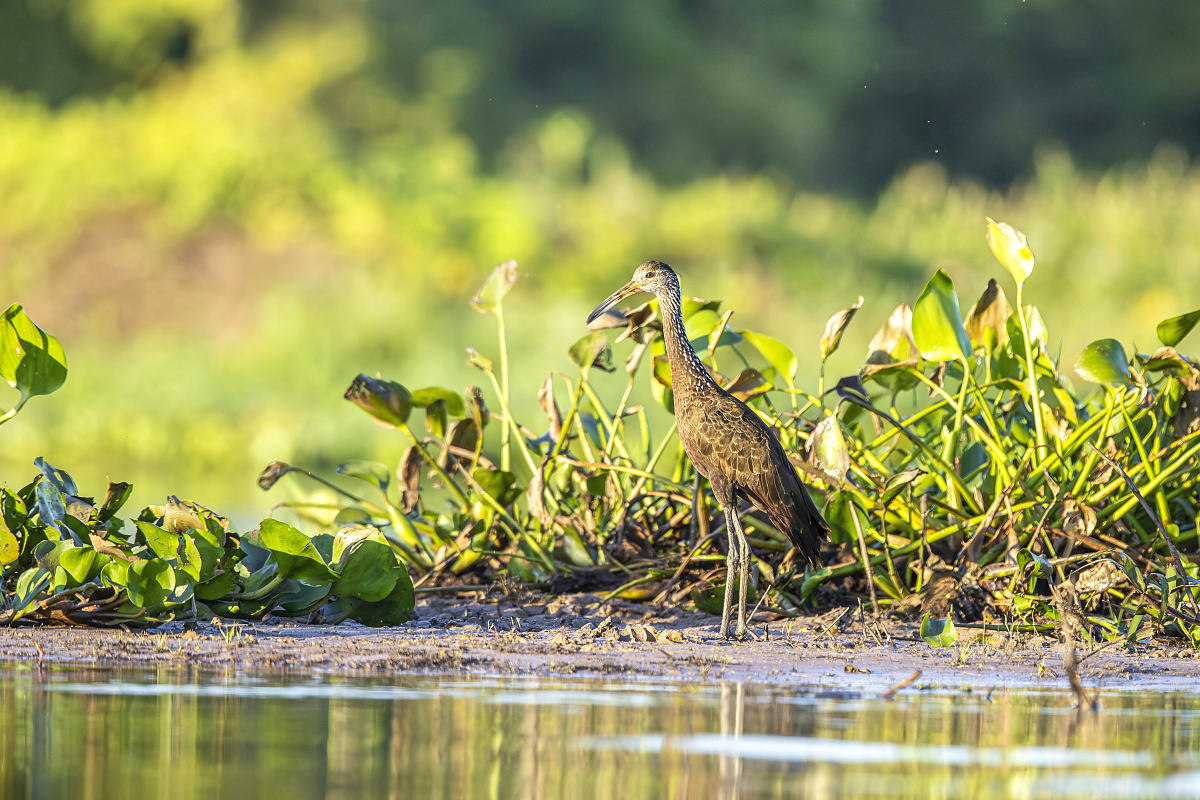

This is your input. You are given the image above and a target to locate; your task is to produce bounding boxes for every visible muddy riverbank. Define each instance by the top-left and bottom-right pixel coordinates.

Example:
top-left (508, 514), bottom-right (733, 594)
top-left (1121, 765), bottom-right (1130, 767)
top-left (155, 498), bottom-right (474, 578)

top-left (3, 591), bottom-right (1198, 693)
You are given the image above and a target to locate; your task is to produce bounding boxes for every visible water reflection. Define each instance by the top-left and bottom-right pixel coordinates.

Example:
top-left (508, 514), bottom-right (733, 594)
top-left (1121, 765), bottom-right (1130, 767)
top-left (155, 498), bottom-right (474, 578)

top-left (1, 666), bottom-right (1199, 799)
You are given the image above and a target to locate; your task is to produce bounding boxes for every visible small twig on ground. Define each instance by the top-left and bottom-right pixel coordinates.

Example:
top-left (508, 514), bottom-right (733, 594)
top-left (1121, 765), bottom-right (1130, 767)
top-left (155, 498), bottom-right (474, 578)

top-left (879, 669), bottom-right (921, 700)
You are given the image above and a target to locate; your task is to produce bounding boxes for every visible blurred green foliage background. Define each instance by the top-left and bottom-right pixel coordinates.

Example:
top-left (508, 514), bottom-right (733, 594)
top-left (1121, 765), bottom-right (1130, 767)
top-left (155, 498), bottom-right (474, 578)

top-left (2, 0), bottom-right (1199, 516)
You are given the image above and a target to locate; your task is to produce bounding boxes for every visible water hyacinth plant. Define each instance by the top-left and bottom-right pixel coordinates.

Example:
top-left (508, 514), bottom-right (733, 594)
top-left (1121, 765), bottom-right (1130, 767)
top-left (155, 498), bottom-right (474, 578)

top-left (0, 308), bottom-right (414, 626)
top-left (256, 223), bottom-right (1200, 646)
top-left (5, 218), bottom-right (1200, 646)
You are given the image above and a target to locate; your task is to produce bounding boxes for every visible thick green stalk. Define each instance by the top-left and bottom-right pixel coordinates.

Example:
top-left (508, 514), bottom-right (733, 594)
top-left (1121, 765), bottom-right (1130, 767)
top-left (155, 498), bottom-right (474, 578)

top-left (496, 307), bottom-right (511, 471)
top-left (481, 368), bottom-right (540, 475)
top-left (1015, 282), bottom-right (1047, 466)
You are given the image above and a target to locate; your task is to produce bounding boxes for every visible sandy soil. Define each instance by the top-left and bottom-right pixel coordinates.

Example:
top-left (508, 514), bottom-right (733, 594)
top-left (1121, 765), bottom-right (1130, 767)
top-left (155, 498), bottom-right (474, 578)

top-left (3, 591), bottom-right (1199, 693)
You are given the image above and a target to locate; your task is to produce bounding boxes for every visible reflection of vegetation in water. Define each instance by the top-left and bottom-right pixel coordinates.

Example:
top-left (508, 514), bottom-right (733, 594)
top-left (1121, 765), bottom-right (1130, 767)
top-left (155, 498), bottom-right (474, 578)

top-left (1, 672), bottom-right (1197, 798)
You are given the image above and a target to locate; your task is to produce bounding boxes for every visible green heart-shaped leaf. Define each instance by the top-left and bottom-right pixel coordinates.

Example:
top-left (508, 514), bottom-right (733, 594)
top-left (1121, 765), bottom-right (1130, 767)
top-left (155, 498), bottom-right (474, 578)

top-left (126, 559), bottom-right (176, 608)
top-left (58, 546), bottom-right (109, 587)
top-left (259, 518), bottom-right (337, 586)
top-left (920, 613), bottom-right (958, 647)
top-left (333, 538), bottom-right (400, 603)
top-left (343, 568), bottom-right (415, 627)
top-left (1074, 339), bottom-right (1133, 387)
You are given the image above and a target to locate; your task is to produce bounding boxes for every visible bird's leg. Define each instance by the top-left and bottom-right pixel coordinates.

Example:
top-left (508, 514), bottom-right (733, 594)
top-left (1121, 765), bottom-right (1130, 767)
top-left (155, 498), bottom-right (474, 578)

top-left (730, 509), bottom-right (752, 639)
top-left (719, 506), bottom-right (740, 639)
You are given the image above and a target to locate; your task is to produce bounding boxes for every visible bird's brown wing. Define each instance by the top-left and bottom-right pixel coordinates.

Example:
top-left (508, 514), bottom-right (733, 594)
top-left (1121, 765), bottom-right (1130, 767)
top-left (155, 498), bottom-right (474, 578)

top-left (683, 391), bottom-right (828, 566)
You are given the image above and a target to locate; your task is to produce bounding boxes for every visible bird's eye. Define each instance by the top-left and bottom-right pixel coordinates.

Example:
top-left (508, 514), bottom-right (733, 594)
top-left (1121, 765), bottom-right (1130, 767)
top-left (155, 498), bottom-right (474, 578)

top-left (645, 271), bottom-right (656, 278)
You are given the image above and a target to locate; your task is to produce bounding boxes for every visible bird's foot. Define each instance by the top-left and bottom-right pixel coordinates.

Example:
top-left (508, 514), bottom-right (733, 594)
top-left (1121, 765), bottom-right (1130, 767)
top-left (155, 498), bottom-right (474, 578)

top-left (733, 623), bottom-right (749, 641)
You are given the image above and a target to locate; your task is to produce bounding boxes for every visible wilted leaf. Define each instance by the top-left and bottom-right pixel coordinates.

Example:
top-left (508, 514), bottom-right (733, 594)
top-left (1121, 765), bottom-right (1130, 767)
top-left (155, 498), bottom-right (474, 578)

top-left (741, 330), bottom-right (797, 385)
top-left (164, 495), bottom-right (206, 534)
top-left (526, 464), bottom-right (552, 527)
top-left (98, 481), bottom-right (133, 522)
top-left (569, 332), bottom-right (615, 373)
top-left (1157, 309), bottom-right (1200, 348)
top-left (344, 374), bottom-right (413, 427)
top-left (985, 217), bottom-right (1035, 284)
top-left (1142, 346), bottom-right (1198, 376)
top-left (725, 368), bottom-right (771, 401)
top-left (1062, 498), bottom-right (1097, 539)
top-left (963, 279), bottom-right (1013, 353)
top-left (440, 418), bottom-right (480, 471)
top-left (1075, 339), bottom-right (1133, 387)
top-left (398, 448), bottom-right (422, 510)
top-left (0, 304), bottom-right (68, 420)
top-left (865, 305), bottom-right (919, 393)
top-left (912, 269), bottom-right (972, 363)
top-left (466, 385), bottom-right (490, 430)
top-left (920, 612), bottom-right (958, 647)
top-left (257, 461), bottom-right (298, 491)
top-left (807, 416), bottom-right (849, 480)
top-left (820, 296), bottom-right (864, 360)
top-left (469, 260), bottom-right (519, 315)
top-left (538, 376), bottom-right (563, 440)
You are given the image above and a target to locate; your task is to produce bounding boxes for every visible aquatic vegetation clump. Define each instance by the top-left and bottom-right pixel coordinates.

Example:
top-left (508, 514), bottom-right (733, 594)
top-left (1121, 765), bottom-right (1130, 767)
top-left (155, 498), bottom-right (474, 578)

top-left (264, 223), bottom-right (1200, 646)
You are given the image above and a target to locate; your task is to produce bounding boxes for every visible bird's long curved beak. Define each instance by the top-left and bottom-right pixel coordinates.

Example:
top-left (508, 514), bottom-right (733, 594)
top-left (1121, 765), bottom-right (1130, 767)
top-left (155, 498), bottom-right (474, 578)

top-left (586, 280), bottom-right (645, 324)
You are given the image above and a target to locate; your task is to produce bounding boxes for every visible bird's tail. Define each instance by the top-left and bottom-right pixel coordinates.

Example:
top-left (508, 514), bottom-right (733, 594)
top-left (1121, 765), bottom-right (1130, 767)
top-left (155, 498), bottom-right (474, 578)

top-left (783, 481), bottom-right (829, 568)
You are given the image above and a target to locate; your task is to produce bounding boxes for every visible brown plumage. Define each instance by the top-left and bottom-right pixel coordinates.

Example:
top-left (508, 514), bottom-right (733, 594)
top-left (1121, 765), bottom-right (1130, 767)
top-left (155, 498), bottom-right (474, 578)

top-left (588, 260), bottom-right (829, 639)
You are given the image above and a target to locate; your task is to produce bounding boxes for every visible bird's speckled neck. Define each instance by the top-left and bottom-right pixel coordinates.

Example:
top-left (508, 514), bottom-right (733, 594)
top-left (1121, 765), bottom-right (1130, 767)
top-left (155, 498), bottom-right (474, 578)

top-left (657, 277), bottom-right (717, 397)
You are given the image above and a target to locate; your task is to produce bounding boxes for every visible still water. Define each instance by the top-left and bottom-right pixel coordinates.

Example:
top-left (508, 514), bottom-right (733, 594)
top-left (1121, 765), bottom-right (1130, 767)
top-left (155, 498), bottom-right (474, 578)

top-left (1, 666), bottom-right (1198, 799)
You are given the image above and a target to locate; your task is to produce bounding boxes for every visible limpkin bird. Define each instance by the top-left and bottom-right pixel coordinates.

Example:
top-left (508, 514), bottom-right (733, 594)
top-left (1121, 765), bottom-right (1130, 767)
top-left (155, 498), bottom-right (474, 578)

top-left (588, 261), bottom-right (829, 639)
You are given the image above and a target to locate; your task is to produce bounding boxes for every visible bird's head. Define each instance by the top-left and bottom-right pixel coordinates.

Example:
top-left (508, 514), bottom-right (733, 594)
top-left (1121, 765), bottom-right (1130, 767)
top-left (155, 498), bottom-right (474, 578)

top-left (586, 260), bottom-right (677, 324)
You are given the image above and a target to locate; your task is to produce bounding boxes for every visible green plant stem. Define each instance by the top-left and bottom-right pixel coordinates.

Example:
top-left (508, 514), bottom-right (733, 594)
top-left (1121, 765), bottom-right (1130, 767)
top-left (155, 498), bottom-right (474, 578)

top-left (1015, 282), bottom-right (1047, 466)
top-left (580, 377), bottom-right (636, 466)
top-left (909, 368), bottom-right (1011, 486)
top-left (1069, 389), bottom-right (1119, 497)
top-left (603, 375), bottom-right (637, 458)
top-left (497, 307), bottom-right (511, 472)
top-left (550, 374), bottom-right (583, 458)
top-left (480, 368), bottom-right (540, 475)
